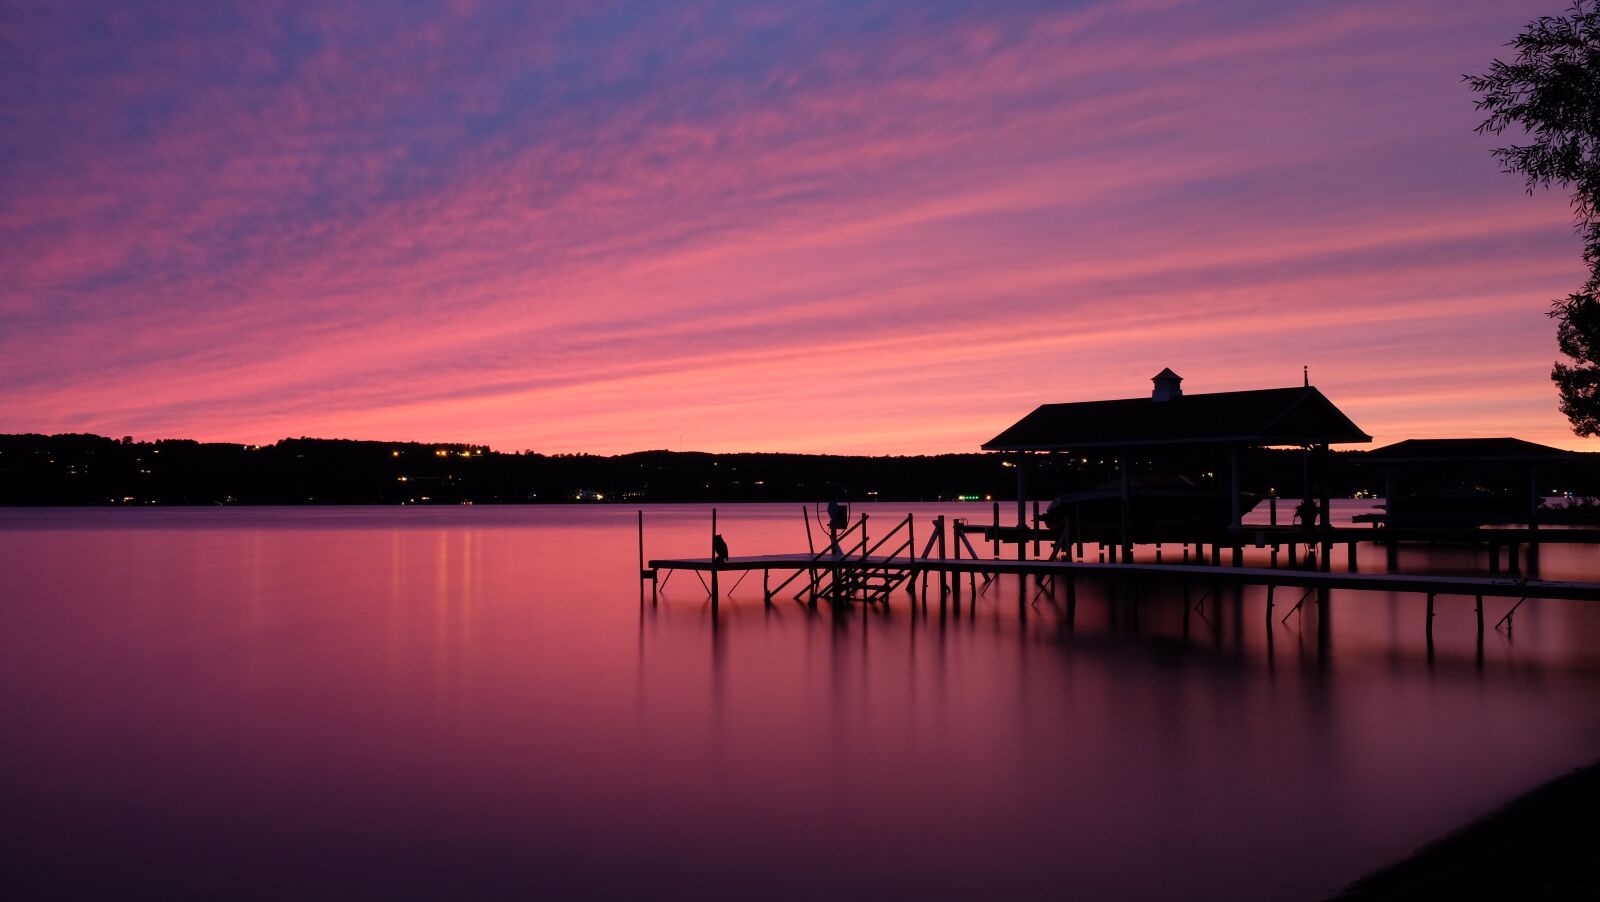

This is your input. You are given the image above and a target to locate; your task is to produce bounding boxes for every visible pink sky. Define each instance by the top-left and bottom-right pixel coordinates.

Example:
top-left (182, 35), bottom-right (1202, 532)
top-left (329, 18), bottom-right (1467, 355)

top-left (2, 0), bottom-right (1595, 453)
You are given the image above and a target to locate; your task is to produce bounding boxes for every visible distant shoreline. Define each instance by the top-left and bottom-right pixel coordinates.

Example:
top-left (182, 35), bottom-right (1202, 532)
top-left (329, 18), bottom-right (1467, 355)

top-left (5, 433), bottom-right (1599, 507)
top-left (1331, 760), bottom-right (1600, 900)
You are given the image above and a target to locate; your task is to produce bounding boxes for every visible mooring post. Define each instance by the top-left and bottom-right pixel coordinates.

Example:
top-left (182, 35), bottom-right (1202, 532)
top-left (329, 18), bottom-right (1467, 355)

top-left (938, 516), bottom-right (949, 597)
top-left (907, 514), bottom-right (918, 597)
top-left (637, 509), bottom-right (646, 606)
top-left (1032, 501), bottom-right (1041, 558)
top-left (951, 517), bottom-right (961, 613)
top-left (991, 501), bottom-right (1000, 559)
top-left (1015, 457), bottom-right (1027, 561)
top-left (710, 507), bottom-right (720, 613)
top-left (1425, 592), bottom-right (1435, 638)
top-left (1475, 594), bottom-right (1484, 636)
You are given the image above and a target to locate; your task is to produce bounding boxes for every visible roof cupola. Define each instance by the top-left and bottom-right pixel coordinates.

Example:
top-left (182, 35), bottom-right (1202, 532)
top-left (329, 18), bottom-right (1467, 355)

top-left (1151, 367), bottom-right (1183, 402)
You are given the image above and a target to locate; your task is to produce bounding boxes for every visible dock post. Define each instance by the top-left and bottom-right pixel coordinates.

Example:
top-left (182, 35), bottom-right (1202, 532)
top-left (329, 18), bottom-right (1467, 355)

top-left (1476, 594), bottom-right (1484, 636)
top-left (938, 516), bottom-right (948, 598)
top-left (1032, 501), bottom-right (1041, 558)
top-left (711, 508), bottom-right (720, 614)
top-left (1489, 543), bottom-right (1499, 574)
top-left (908, 514), bottom-right (918, 598)
top-left (1529, 464), bottom-right (1541, 542)
top-left (951, 518), bottom-right (962, 613)
top-left (1016, 458), bottom-right (1028, 561)
top-left (763, 568), bottom-right (771, 608)
top-left (1509, 542), bottom-right (1520, 573)
top-left (1119, 452), bottom-right (1132, 563)
top-left (1425, 592), bottom-right (1435, 638)
top-left (1266, 584), bottom-right (1275, 621)
top-left (992, 501), bottom-right (1000, 559)
top-left (638, 510), bottom-right (646, 606)
top-left (1347, 541), bottom-right (1357, 572)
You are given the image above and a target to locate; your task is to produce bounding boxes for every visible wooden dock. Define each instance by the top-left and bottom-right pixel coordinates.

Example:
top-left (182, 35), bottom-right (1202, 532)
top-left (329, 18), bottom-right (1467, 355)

top-left (648, 553), bottom-right (1600, 603)
top-left (638, 510), bottom-right (1600, 640)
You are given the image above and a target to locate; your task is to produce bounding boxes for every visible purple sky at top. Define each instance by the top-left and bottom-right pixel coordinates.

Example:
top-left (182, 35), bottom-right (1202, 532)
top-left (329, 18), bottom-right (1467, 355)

top-left (1, 0), bottom-right (1593, 452)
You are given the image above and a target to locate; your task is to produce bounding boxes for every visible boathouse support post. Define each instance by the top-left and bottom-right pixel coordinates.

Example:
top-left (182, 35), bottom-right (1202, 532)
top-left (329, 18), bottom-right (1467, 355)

top-left (1229, 446), bottom-right (1243, 529)
top-left (1119, 451), bottom-right (1133, 563)
top-left (991, 501), bottom-right (1000, 559)
top-left (1318, 443), bottom-right (1333, 572)
top-left (1032, 501), bottom-right (1041, 559)
top-left (1016, 454), bottom-right (1027, 561)
top-left (1529, 464), bottom-right (1541, 540)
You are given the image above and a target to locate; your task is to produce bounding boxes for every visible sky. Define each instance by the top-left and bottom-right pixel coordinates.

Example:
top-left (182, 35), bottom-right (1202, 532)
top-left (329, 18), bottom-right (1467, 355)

top-left (2, 0), bottom-right (1595, 454)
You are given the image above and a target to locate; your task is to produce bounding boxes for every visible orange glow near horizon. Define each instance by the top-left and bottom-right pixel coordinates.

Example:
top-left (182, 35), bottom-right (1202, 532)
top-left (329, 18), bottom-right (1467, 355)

top-left (1, 1), bottom-right (1596, 453)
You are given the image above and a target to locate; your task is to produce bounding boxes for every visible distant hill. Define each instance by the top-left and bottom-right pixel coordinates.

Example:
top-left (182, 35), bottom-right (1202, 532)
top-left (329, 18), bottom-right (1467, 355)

top-left (1, 434), bottom-right (1596, 506)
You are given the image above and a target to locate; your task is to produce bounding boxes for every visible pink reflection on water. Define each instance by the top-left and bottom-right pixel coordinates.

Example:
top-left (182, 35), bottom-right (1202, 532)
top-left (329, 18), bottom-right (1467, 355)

top-left (1, 504), bottom-right (1598, 900)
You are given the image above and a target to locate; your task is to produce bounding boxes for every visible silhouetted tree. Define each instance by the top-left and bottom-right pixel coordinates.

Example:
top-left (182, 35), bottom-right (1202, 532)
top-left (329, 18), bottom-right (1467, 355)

top-left (1468, 2), bottom-right (1600, 434)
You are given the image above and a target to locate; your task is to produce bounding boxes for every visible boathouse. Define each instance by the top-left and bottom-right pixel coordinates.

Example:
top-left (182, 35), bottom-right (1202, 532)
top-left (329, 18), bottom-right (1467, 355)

top-left (981, 369), bottom-right (1371, 554)
top-left (1362, 437), bottom-right (1577, 528)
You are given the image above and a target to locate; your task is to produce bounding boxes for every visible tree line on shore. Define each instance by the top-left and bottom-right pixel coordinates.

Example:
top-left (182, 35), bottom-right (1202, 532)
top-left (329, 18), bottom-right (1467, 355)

top-left (4, 433), bottom-right (1598, 506)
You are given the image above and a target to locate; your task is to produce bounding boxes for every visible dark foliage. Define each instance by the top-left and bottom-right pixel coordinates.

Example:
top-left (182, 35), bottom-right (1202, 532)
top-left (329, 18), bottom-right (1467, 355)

top-left (1467, 2), bottom-right (1600, 434)
top-left (3, 434), bottom-right (1597, 506)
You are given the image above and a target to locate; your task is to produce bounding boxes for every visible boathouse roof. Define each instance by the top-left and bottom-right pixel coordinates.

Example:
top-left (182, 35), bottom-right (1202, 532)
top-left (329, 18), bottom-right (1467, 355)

top-left (982, 384), bottom-right (1371, 451)
top-left (1363, 437), bottom-right (1576, 463)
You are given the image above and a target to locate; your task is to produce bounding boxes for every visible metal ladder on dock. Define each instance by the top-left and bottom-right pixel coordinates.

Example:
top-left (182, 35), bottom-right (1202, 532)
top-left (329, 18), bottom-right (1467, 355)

top-left (771, 512), bottom-right (919, 605)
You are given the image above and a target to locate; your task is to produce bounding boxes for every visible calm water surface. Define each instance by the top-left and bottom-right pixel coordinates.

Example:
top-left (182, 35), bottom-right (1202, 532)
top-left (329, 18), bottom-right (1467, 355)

top-left (3, 503), bottom-right (1599, 900)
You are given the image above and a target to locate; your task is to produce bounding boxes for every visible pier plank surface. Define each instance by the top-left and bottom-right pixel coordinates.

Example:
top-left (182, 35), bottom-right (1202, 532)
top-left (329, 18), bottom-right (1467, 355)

top-left (647, 554), bottom-right (1600, 601)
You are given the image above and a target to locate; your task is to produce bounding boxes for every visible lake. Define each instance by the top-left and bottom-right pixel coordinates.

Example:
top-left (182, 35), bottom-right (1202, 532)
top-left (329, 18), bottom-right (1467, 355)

top-left (3, 503), bottom-right (1599, 900)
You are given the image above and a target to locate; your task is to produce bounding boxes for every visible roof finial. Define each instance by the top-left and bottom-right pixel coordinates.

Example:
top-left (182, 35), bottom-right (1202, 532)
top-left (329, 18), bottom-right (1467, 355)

top-left (1303, 365), bottom-right (1309, 387)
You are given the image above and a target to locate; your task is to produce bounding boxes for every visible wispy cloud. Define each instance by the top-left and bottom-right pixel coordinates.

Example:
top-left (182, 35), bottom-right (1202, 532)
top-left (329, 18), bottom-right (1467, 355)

top-left (0, 0), bottom-right (1590, 451)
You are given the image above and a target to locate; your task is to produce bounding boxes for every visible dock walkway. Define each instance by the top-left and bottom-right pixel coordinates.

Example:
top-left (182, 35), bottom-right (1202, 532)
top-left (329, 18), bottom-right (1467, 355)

top-left (647, 553), bottom-right (1600, 603)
